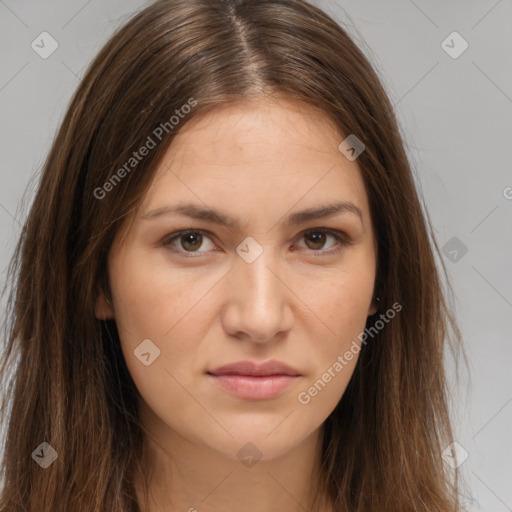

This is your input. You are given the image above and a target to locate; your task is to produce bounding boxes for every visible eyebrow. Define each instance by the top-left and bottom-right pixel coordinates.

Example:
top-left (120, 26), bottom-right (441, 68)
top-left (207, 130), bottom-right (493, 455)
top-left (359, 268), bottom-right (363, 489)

top-left (141, 200), bottom-right (363, 228)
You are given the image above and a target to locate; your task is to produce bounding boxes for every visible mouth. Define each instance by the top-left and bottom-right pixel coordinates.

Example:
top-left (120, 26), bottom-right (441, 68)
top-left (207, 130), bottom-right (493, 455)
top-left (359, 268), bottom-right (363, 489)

top-left (207, 374), bottom-right (300, 400)
top-left (208, 359), bottom-right (301, 377)
top-left (207, 360), bottom-right (302, 400)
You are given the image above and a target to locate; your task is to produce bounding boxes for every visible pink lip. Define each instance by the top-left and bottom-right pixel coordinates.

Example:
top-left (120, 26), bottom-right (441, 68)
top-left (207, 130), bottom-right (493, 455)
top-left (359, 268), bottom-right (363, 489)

top-left (208, 360), bottom-right (301, 377)
top-left (207, 360), bottom-right (301, 400)
top-left (208, 374), bottom-right (299, 400)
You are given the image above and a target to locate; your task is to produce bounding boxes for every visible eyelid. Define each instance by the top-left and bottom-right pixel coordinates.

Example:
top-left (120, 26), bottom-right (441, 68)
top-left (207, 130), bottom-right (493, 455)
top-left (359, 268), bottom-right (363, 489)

top-left (161, 227), bottom-right (352, 256)
top-left (161, 229), bottom-right (218, 256)
top-left (296, 228), bottom-right (352, 256)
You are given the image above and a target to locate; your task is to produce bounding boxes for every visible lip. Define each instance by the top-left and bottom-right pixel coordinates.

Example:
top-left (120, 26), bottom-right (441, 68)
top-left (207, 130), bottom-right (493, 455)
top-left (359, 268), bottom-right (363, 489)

top-left (208, 360), bottom-right (301, 377)
top-left (208, 374), bottom-right (299, 400)
top-left (207, 360), bottom-right (301, 400)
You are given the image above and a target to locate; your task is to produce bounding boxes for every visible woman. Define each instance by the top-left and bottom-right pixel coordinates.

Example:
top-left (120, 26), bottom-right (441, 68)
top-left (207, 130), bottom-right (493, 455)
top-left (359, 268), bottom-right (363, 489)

top-left (0, 0), bottom-right (463, 510)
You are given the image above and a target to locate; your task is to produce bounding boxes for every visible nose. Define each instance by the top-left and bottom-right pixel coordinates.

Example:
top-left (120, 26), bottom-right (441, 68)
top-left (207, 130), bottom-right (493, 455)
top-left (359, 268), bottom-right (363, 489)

top-left (221, 251), bottom-right (294, 343)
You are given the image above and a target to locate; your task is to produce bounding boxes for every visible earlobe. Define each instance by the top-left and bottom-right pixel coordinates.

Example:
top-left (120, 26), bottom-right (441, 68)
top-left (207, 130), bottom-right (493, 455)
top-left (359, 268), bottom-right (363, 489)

top-left (95, 293), bottom-right (115, 320)
top-left (368, 296), bottom-right (379, 316)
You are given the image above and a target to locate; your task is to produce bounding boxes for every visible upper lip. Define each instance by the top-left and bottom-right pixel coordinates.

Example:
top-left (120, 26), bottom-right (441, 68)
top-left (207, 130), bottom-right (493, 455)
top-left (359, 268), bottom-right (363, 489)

top-left (208, 360), bottom-right (301, 377)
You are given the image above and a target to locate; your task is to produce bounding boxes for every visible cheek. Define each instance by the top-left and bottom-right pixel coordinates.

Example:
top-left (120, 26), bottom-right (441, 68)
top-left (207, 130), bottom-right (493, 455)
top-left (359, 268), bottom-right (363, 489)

top-left (306, 261), bottom-right (375, 387)
top-left (316, 269), bottom-right (374, 338)
top-left (108, 251), bottom-right (207, 388)
top-left (297, 282), bottom-right (368, 411)
top-left (108, 249), bottom-right (188, 336)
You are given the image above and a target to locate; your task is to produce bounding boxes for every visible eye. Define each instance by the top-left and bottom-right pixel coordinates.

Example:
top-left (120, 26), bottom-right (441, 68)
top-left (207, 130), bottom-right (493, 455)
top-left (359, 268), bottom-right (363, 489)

top-left (295, 228), bottom-right (351, 256)
top-left (162, 229), bottom-right (216, 255)
top-left (161, 228), bottom-right (351, 256)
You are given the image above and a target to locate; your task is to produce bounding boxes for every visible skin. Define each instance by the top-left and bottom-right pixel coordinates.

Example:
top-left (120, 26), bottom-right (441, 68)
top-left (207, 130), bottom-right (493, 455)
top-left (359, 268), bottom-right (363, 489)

top-left (96, 95), bottom-right (377, 512)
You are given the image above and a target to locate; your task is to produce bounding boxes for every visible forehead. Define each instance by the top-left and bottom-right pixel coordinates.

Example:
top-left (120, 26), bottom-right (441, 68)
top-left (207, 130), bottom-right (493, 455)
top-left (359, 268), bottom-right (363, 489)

top-left (141, 96), bottom-right (370, 217)
top-left (164, 96), bottom-right (345, 167)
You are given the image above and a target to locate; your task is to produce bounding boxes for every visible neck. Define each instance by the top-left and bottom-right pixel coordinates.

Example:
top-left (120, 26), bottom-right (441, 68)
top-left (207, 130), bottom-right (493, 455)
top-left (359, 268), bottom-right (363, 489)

top-left (132, 400), bottom-right (333, 512)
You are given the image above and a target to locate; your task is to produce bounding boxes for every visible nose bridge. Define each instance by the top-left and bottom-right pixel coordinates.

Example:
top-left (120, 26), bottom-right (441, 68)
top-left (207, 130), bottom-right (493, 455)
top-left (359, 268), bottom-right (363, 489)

top-left (235, 234), bottom-right (279, 293)
top-left (240, 250), bottom-right (279, 305)
top-left (224, 244), bottom-right (292, 340)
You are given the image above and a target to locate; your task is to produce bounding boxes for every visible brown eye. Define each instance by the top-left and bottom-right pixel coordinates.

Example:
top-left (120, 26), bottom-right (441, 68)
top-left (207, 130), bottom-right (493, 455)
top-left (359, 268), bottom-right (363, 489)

top-left (180, 232), bottom-right (203, 252)
top-left (162, 228), bottom-right (350, 258)
top-left (303, 231), bottom-right (328, 251)
top-left (163, 230), bottom-right (215, 254)
top-left (298, 229), bottom-right (350, 254)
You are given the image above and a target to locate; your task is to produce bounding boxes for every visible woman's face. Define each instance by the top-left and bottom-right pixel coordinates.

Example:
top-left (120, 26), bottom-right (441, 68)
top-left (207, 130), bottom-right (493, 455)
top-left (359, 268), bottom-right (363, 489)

top-left (97, 96), bottom-right (377, 462)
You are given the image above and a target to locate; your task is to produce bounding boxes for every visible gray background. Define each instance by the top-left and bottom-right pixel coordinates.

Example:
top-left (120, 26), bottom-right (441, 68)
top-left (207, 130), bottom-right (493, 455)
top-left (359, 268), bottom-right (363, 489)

top-left (0, 0), bottom-right (511, 510)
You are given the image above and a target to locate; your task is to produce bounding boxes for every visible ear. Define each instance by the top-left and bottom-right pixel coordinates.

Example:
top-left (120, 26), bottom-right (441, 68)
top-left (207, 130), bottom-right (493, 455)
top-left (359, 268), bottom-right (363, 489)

top-left (367, 297), bottom-right (379, 316)
top-left (95, 292), bottom-right (115, 320)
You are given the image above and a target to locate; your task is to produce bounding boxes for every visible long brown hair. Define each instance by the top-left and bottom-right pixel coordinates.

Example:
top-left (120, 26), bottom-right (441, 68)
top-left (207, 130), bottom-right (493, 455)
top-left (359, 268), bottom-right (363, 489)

top-left (0, 0), bottom-right (463, 510)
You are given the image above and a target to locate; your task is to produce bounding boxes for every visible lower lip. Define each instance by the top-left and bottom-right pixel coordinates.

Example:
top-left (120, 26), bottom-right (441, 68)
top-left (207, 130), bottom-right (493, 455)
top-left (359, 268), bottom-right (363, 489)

top-left (208, 374), bottom-right (299, 400)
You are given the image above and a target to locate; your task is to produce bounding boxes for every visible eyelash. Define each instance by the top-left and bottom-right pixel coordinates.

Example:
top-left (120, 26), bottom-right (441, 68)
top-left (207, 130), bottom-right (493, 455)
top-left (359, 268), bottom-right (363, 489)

top-left (161, 228), bottom-right (351, 257)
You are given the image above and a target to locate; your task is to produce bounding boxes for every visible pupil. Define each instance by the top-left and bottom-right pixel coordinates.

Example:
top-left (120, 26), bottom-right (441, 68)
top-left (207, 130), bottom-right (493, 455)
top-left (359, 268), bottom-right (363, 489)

top-left (308, 232), bottom-right (325, 249)
top-left (183, 233), bottom-right (201, 251)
